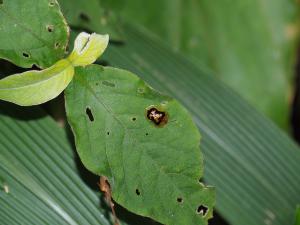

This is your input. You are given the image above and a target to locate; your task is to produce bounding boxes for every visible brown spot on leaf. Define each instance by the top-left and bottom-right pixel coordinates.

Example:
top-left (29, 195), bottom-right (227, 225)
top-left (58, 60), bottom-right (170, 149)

top-left (197, 205), bottom-right (208, 216)
top-left (146, 107), bottom-right (168, 126)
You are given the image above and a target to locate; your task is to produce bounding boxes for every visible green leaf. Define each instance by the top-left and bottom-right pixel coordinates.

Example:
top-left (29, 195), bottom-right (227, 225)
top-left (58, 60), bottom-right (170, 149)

top-left (0, 103), bottom-right (114, 225)
top-left (68, 32), bottom-right (109, 67)
top-left (101, 24), bottom-right (300, 225)
top-left (58, 0), bottom-right (123, 40)
top-left (0, 0), bottom-right (69, 68)
top-left (295, 206), bottom-right (300, 225)
top-left (105, 0), bottom-right (300, 128)
top-left (0, 59), bottom-right (74, 106)
top-left (0, 32), bottom-right (108, 106)
top-left (65, 65), bottom-right (215, 225)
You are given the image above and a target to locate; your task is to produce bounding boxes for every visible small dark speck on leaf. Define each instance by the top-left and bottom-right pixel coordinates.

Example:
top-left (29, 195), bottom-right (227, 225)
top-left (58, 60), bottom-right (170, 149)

top-left (22, 52), bottom-right (30, 58)
top-left (47, 25), bottom-right (54, 32)
top-left (146, 107), bottom-right (168, 126)
top-left (145, 132), bottom-right (149, 136)
top-left (132, 117), bottom-right (136, 121)
top-left (54, 42), bottom-right (60, 48)
top-left (177, 197), bottom-right (183, 203)
top-left (107, 131), bottom-right (110, 135)
top-left (79, 12), bottom-right (90, 22)
top-left (135, 189), bottom-right (141, 196)
top-left (197, 205), bottom-right (208, 216)
top-left (49, 0), bottom-right (55, 6)
top-left (86, 107), bottom-right (94, 122)
top-left (102, 81), bottom-right (115, 87)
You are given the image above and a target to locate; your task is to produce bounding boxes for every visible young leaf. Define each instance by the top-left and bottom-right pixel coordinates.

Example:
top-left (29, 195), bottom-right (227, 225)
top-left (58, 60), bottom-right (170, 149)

top-left (65, 65), bottom-right (215, 225)
top-left (0, 32), bottom-right (108, 106)
top-left (68, 32), bottom-right (109, 67)
top-left (0, 59), bottom-right (73, 106)
top-left (0, 0), bottom-right (69, 68)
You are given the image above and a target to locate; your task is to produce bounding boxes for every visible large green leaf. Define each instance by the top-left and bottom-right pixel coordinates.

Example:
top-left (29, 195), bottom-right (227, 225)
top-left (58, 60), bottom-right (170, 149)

top-left (0, 103), bottom-right (114, 225)
top-left (0, 0), bottom-right (69, 68)
top-left (104, 0), bottom-right (300, 128)
top-left (100, 24), bottom-right (300, 225)
top-left (65, 65), bottom-right (215, 225)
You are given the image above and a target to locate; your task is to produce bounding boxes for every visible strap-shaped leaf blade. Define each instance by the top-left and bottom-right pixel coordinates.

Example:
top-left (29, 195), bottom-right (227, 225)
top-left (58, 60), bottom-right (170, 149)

top-left (102, 24), bottom-right (300, 225)
top-left (65, 65), bottom-right (215, 225)
top-left (0, 0), bottom-right (69, 68)
top-left (0, 103), bottom-right (123, 225)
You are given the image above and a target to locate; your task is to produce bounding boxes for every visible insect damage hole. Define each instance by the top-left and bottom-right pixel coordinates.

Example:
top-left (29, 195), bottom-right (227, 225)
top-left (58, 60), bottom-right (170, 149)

top-left (49, 0), bottom-right (55, 6)
top-left (46, 25), bottom-right (54, 32)
top-left (54, 42), bottom-right (60, 49)
top-left (135, 189), bottom-right (141, 196)
top-left (197, 205), bottom-right (208, 216)
top-left (22, 52), bottom-right (30, 58)
top-left (146, 107), bottom-right (168, 126)
top-left (86, 107), bottom-right (94, 122)
top-left (177, 197), bottom-right (183, 203)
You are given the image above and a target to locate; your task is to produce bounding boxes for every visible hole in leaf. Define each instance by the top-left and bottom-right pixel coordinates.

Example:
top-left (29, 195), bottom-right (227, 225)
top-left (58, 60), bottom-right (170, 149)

top-left (135, 189), bottom-right (141, 196)
top-left (22, 52), bottom-right (30, 58)
top-left (197, 205), bottom-right (208, 216)
top-left (54, 42), bottom-right (60, 48)
top-left (47, 25), bottom-right (54, 32)
top-left (146, 107), bottom-right (168, 126)
top-left (86, 107), bottom-right (94, 122)
top-left (177, 197), bottom-right (183, 203)
top-left (79, 12), bottom-right (90, 22)
top-left (49, 0), bottom-right (55, 6)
